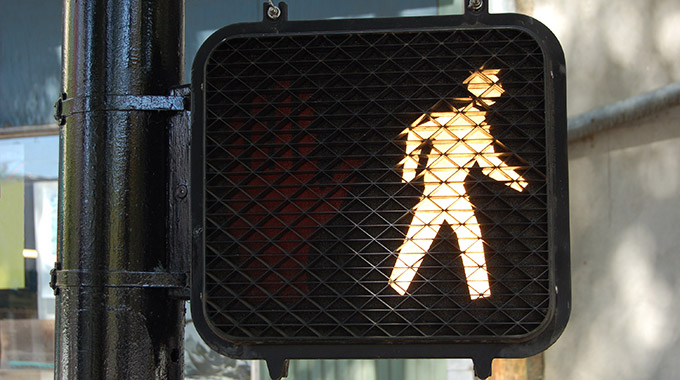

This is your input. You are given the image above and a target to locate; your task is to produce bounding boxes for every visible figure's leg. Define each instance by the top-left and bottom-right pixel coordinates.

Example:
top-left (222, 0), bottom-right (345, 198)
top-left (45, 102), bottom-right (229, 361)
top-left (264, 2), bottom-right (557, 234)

top-left (449, 197), bottom-right (491, 299)
top-left (390, 198), bottom-right (441, 295)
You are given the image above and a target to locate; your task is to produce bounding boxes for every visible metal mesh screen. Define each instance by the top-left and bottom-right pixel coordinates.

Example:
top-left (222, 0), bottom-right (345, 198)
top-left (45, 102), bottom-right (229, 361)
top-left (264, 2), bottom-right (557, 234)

top-left (201, 28), bottom-right (550, 341)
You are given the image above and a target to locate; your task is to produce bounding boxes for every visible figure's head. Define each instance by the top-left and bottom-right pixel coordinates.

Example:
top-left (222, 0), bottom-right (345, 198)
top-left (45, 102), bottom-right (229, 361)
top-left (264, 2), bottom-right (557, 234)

top-left (464, 69), bottom-right (504, 105)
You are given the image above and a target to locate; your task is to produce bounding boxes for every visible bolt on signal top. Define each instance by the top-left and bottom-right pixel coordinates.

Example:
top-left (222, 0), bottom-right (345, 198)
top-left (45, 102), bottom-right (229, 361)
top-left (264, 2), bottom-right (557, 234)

top-left (389, 69), bottom-right (529, 300)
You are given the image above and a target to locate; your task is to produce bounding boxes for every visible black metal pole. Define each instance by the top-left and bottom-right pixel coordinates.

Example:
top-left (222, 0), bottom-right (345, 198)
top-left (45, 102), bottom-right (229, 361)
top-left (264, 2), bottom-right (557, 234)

top-left (56, 0), bottom-right (185, 378)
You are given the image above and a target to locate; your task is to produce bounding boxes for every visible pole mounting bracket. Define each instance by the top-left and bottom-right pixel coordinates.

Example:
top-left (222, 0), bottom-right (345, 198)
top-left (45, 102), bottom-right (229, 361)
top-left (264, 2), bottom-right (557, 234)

top-left (54, 90), bottom-right (190, 126)
top-left (50, 263), bottom-right (188, 295)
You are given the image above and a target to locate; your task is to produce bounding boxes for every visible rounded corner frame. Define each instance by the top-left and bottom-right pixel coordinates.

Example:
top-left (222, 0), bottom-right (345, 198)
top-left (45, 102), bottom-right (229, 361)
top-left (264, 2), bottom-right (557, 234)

top-left (190, 8), bottom-right (570, 367)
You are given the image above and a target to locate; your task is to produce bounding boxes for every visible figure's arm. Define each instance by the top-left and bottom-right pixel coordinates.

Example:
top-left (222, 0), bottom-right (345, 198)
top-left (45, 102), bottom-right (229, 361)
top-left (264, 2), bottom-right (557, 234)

top-left (478, 145), bottom-right (528, 192)
top-left (400, 128), bottom-right (423, 183)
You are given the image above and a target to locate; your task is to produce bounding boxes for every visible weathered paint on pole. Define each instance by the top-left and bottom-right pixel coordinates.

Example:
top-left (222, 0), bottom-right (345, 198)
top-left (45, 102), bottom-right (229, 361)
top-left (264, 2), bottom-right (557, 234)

top-left (56, 0), bottom-right (185, 378)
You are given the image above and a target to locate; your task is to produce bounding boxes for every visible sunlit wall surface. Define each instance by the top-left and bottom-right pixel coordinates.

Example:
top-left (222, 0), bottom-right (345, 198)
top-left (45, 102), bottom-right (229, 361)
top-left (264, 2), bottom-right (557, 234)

top-left (529, 0), bottom-right (680, 116)
top-left (546, 103), bottom-right (680, 380)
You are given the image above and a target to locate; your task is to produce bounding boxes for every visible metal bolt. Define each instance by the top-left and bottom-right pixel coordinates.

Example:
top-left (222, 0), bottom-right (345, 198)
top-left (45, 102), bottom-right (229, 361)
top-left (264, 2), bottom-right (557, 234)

top-left (54, 92), bottom-right (67, 126)
top-left (468, 0), bottom-right (483, 11)
top-left (267, 4), bottom-right (281, 20)
top-left (175, 184), bottom-right (188, 199)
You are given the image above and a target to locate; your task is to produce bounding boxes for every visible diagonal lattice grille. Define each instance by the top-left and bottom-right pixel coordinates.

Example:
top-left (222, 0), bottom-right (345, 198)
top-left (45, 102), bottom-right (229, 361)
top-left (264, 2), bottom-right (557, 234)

top-left (202, 28), bottom-right (550, 340)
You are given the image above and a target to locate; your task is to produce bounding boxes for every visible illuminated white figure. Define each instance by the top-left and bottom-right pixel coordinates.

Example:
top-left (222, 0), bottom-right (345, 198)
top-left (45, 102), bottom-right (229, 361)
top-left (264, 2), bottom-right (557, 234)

top-left (389, 69), bottom-right (528, 299)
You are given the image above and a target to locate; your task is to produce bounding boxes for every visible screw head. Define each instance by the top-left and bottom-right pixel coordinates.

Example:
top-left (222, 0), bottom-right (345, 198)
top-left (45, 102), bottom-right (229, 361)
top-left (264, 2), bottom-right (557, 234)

top-left (267, 4), bottom-right (281, 20)
top-left (468, 0), bottom-right (483, 10)
top-left (175, 184), bottom-right (188, 199)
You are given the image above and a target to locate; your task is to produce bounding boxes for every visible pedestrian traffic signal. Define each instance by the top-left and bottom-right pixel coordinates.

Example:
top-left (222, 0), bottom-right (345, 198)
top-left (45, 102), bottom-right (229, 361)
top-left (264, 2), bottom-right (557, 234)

top-left (390, 68), bottom-right (528, 300)
top-left (190, 2), bottom-right (569, 379)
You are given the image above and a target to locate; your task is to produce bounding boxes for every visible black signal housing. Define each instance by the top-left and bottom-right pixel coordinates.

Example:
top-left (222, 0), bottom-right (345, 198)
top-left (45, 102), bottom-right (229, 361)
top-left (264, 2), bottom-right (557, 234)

top-left (190, 2), bottom-right (569, 378)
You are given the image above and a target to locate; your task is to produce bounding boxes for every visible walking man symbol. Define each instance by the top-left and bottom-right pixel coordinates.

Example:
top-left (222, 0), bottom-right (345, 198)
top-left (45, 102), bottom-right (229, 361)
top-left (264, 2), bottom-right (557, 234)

top-left (389, 69), bottom-right (528, 300)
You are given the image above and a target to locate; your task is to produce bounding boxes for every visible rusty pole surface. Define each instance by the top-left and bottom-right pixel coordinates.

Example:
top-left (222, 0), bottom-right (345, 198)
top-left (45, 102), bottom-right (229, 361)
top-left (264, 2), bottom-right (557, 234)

top-left (56, 0), bottom-right (185, 378)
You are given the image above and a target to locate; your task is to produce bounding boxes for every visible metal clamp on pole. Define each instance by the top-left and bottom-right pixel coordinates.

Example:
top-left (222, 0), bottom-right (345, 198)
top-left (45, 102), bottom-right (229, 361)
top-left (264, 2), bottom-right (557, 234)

top-left (50, 262), bottom-right (188, 296)
top-left (51, 269), bottom-right (188, 290)
top-left (54, 91), bottom-right (190, 126)
top-left (49, 262), bottom-right (62, 296)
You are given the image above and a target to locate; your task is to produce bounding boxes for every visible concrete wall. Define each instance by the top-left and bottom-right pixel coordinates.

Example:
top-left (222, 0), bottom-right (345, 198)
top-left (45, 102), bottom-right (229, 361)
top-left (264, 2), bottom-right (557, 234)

top-left (528, 0), bottom-right (680, 116)
top-left (545, 104), bottom-right (680, 379)
top-left (525, 0), bottom-right (680, 377)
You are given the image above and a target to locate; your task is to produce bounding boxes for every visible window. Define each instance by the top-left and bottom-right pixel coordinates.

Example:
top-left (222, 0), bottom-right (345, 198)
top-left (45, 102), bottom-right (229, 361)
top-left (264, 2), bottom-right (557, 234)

top-left (0, 130), bottom-right (59, 377)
